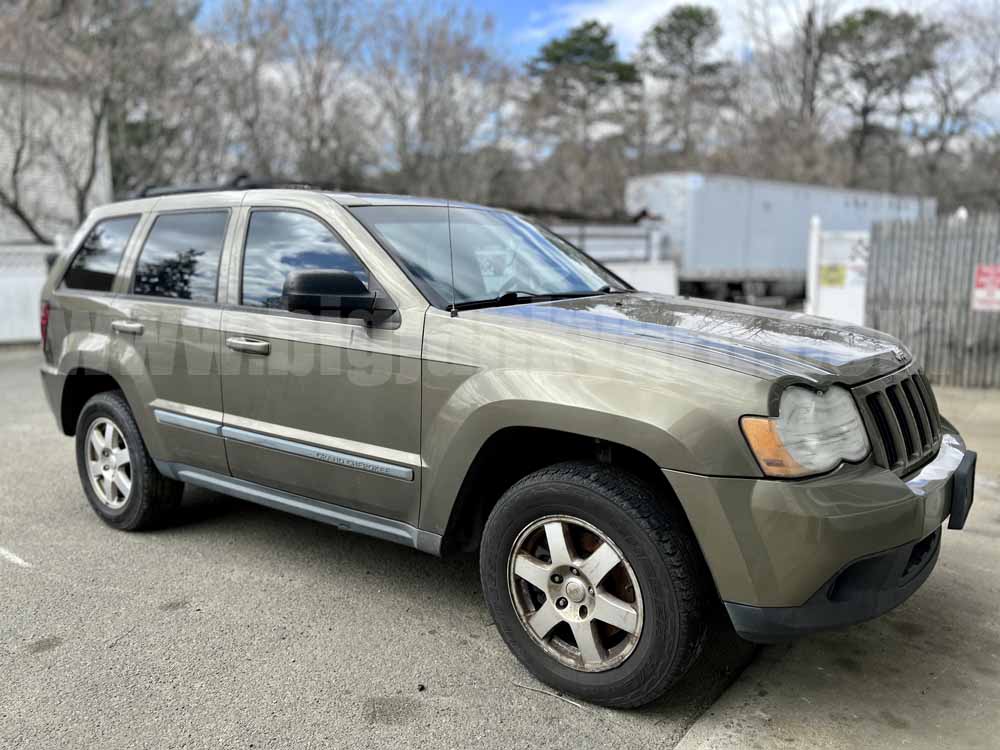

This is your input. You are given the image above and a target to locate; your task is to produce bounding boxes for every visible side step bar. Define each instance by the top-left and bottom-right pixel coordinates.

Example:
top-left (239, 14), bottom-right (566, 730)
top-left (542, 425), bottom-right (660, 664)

top-left (156, 462), bottom-right (441, 556)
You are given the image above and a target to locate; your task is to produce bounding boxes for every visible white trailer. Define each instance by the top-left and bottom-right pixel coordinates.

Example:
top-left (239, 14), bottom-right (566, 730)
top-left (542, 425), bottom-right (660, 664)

top-left (548, 222), bottom-right (678, 296)
top-left (624, 172), bottom-right (936, 305)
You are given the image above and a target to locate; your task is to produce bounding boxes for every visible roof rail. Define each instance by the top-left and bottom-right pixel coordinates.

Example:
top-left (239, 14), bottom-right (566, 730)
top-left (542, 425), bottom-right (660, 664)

top-left (129, 174), bottom-right (377, 199)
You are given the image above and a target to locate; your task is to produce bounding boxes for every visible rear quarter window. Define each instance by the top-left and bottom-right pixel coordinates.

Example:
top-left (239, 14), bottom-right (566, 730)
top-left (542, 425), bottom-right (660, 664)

top-left (61, 216), bottom-right (139, 293)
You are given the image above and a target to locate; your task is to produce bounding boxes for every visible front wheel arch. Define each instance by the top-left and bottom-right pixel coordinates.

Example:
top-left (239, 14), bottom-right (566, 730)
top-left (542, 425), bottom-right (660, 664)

top-left (438, 426), bottom-right (705, 563)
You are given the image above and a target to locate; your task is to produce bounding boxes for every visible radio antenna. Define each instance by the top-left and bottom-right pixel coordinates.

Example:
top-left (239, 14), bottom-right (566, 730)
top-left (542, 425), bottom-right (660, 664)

top-left (446, 200), bottom-right (458, 317)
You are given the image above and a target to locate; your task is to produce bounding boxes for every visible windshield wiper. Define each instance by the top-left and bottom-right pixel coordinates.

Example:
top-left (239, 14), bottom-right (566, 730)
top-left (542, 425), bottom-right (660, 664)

top-left (449, 287), bottom-right (620, 312)
top-left (450, 290), bottom-right (548, 311)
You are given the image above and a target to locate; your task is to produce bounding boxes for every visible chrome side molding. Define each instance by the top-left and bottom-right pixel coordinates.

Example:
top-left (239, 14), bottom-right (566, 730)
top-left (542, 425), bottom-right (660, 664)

top-left (221, 425), bottom-right (414, 482)
top-left (151, 408), bottom-right (414, 482)
top-left (153, 409), bottom-right (223, 436)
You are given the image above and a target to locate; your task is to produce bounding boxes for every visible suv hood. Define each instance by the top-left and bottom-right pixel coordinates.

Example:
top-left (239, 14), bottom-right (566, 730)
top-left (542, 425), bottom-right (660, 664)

top-left (481, 292), bottom-right (910, 384)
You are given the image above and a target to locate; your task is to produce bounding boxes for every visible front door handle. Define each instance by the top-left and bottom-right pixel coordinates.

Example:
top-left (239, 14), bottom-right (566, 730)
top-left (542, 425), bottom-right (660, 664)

top-left (226, 336), bottom-right (271, 356)
top-left (112, 320), bottom-right (144, 336)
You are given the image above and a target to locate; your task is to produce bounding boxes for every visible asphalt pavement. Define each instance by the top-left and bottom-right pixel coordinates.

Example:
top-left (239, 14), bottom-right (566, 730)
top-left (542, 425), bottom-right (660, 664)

top-left (0, 346), bottom-right (754, 749)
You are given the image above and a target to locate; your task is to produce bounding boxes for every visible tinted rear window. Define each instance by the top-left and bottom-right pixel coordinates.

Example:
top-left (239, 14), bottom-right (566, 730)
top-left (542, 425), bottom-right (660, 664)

top-left (133, 211), bottom-right (228, 302)
top-left (62, 216), bottom-right (138, 292)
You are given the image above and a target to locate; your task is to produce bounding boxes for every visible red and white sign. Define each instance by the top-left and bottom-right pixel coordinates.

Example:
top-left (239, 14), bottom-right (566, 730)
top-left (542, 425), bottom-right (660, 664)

top-left (973, 265), bottom-right (1000, 311)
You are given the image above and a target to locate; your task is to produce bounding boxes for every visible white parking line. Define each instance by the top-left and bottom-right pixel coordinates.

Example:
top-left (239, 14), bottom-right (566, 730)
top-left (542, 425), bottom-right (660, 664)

top-left (0, 546), bottom-right (32, 568)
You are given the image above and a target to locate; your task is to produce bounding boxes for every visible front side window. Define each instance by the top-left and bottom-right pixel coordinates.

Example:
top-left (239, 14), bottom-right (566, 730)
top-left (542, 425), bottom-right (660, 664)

top-left (350, 205), bottom-right (623, 309)
top-left (133, 211), bottom-right (228, 302)
top-left (62, 216), bottom-right (138, 292)
top-left (240, 210), bottom-right (369, 310)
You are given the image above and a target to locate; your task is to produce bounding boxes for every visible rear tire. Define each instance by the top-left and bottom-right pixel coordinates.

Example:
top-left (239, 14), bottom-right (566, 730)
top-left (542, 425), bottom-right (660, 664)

top-left (480, 460), bottom-right (712, 708)
top-left (75, 391), bottom-right (182, 530)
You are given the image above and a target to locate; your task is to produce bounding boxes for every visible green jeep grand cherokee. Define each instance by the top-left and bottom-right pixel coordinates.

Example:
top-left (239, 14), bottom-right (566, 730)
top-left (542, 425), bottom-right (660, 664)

top-left (39, 188), bottom-right (977, 708)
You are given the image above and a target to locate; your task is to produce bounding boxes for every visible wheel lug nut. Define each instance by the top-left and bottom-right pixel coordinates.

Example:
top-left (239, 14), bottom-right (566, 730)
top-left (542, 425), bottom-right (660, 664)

top-left (555, 597), bottom-right (568, 609)
top-left (550, 574), bottom-right (563, 584)
top-left (570, 567), bottom-right (579, 576)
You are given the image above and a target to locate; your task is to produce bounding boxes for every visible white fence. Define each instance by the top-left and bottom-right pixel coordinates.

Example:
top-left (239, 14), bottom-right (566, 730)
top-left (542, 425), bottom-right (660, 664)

top-left (0, 245), bottom-right (50, 343)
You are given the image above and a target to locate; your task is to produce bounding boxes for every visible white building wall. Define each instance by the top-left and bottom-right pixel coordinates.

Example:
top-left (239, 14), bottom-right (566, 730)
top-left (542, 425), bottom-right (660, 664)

top-left (0, 72), bottom-right (113, 342)
top-left (0, 72), bottom-right (113, 243)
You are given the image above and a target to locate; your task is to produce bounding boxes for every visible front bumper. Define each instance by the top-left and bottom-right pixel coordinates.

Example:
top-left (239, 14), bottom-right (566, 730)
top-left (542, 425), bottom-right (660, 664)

top-left (665, 433), bottom-right (976, 642)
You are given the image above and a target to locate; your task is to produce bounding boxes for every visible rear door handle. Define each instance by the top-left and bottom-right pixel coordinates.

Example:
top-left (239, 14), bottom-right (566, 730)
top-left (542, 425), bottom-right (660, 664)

top-left (226, 336), bottom-right (271, 356)
top-left (112, 320), bottom-right (144, 336)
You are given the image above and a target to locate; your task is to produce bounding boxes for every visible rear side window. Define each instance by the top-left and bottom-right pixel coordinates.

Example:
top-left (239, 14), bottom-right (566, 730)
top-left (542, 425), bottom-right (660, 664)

top-left (62, 216), bottom-right (138, 292)
top-left (240, 210), bottom-right (369, 310)
top-left (133, 211), bottom-right (228, 302)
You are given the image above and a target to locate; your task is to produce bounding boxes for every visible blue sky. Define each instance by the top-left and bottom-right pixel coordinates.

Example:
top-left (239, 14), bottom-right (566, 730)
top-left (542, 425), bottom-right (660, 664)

top-left (195, 0), bottom-right (700, 60)
top-left (481, 0), bottom-right (721, 58)
top-left (199, 0), bottom-right (943, 63)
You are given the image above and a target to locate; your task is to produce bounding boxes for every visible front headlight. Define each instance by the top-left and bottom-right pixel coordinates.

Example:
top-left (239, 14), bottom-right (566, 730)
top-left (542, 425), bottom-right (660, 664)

top-left (741, 385), bottom-right (870, 478)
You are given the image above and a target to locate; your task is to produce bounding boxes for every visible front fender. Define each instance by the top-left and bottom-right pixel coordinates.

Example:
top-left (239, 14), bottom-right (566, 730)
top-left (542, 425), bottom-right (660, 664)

top-left (418, 365), bottom-right (767, 535)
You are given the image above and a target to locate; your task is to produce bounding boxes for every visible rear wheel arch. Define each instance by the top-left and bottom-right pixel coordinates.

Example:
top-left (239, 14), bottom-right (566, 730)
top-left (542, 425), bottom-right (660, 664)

top-left (60, 368), bottom-right (124, 436)
top-left (438, 426), bottom-right (703, 560)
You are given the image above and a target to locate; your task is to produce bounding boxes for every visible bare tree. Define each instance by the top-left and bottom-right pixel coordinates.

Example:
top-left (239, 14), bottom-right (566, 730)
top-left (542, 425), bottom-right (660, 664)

top-left (0, 45), bottom-right (53, 243)
top-left (908, 2), bottom-right (1000, 196)
top-left (106, 7), bottom-right (228, 194)
top-left (0, 1), bottom-right (108, 241)
top-left (738, 0), bottom-right (843, 183)
top-left (745, 0), bottom-right (841, 128)
top-left (213, 0), bottom-right (292, 178)
top-left (283, 0), bottom-right (376, 185)
top-left (367, 2), bottom-right (511, 200)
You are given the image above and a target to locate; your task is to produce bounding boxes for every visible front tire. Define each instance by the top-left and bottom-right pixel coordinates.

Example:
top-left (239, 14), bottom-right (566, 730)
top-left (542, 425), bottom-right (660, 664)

top-left (480, 461), bottom-right (711, 708)
top-left (75, 391), bottom-right (182, 530)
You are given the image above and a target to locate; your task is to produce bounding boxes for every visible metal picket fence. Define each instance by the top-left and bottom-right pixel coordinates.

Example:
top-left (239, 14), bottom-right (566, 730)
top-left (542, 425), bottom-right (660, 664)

top-left (867, 215), bottom-right (1000, 388)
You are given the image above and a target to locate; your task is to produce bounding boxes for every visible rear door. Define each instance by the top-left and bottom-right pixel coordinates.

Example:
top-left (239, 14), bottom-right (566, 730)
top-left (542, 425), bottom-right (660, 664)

top-left (111, 199), bottom-right (235, 474)
top-left (218, 194), bottom-right (425, 525)
top-left (46, 214), bottom-right (141, 366)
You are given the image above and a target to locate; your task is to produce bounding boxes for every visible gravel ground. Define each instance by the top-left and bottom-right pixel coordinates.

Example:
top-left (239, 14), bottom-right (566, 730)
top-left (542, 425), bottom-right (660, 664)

top-left (0, 346), bottom-right (754, 750)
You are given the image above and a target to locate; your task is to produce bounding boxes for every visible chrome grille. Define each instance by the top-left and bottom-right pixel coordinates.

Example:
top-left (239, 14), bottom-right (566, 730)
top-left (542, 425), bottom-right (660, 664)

top-left (853, 367), bottom-right (941, 475)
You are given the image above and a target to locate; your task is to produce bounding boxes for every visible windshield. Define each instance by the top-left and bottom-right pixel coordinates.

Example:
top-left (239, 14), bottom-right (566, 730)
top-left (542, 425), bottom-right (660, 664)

top-left (350, 205), bottom-right (627, 309)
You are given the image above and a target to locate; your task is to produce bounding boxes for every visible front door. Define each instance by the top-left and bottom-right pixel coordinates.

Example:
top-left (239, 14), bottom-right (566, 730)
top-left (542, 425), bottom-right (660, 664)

top-left (219, 203), bottom-right (423, 524)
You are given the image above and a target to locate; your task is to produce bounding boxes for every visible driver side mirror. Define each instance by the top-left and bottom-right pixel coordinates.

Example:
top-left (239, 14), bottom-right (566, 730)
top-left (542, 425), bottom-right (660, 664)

top-left (283, 269), bottom-right (396, 325)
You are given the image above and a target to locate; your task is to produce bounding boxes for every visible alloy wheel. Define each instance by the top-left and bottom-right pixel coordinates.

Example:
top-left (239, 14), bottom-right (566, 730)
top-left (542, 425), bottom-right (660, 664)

top-left (507, 514), bottom-right (644, 672)
top-left (86, 417), bottom-right (132, 510)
